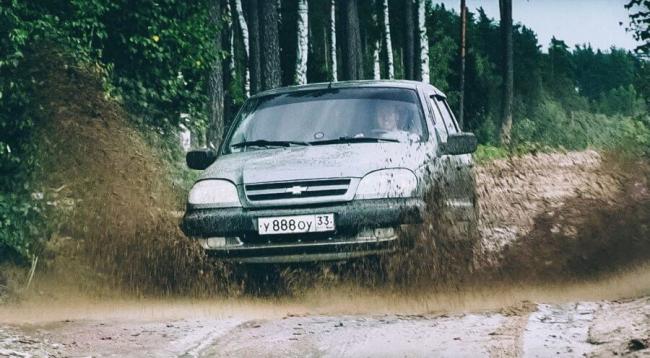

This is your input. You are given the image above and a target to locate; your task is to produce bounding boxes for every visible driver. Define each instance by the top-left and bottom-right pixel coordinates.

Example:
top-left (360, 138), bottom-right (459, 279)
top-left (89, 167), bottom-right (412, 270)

top-left (377, 103), bottom-right (400, 132)
top-left (374, 103), bottom-right (418, 142)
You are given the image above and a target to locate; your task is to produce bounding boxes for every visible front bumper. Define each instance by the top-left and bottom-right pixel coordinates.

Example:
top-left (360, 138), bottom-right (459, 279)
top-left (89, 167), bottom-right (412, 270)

top-left (203, 236), bottom-right (399, 263)
top-left (181, 198), bottom-right (425, 263)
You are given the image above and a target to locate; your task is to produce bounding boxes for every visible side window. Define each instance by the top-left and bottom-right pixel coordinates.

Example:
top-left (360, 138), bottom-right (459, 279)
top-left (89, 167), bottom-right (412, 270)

top-left (434, 98), bottom-right (458, 134)
top-left (428, 96), bottom-right (448, 142)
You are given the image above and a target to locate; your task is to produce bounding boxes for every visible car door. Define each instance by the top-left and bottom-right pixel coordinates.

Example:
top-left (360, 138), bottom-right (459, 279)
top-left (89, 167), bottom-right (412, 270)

top-left (428, 95), bottom-right (476, 223)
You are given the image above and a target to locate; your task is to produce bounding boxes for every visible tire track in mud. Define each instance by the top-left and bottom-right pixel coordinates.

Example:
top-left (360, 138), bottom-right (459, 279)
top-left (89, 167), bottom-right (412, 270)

top-left (522, 302), bottom-right (599, 356)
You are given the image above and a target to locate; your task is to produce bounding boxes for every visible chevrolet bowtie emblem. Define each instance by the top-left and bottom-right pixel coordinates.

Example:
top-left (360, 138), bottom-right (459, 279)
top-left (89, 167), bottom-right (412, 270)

top-left (287, 186), bottom-right (307, 195)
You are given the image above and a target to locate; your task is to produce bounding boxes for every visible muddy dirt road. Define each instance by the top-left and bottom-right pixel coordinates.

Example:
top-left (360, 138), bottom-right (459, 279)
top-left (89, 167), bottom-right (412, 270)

top-left (1, 151), bottom-right (649, 357)
top-left (1, 272), bottom-right (649, 357)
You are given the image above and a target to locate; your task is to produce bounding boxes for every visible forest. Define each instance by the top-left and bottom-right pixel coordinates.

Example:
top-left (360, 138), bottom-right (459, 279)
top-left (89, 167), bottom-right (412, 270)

top-left (0, 0), bottom-right (649, 259)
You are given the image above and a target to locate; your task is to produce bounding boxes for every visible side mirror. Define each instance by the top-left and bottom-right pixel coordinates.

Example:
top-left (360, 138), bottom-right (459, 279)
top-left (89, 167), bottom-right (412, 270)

top-left (186, 148), bottom-right (217, 170)
top-left (443, 133), bottom-right (477, 155)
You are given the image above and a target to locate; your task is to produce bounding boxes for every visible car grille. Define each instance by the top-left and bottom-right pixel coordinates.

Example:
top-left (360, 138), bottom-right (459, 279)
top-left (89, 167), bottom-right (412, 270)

top-left (245, 179), bottom-right (351, 202)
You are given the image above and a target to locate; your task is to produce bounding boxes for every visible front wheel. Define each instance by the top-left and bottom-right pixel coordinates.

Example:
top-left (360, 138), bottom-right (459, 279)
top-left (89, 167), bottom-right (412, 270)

top-left (432, 199), bottom-right (480, 275)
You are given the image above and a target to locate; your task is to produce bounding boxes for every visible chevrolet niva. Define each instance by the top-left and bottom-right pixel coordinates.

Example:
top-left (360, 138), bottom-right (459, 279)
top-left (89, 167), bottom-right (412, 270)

top-left (181, 80), bottom-right (478, 263)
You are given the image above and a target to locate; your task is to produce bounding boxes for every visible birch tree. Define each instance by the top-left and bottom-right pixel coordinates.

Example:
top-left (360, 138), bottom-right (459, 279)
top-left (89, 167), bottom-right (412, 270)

top-left (417, 0), bottom-right (429, 83)
top-left (226, 1), bottom-right (235, 79)
top-left (330, 0), bottom-right (338, 81)
top-left (373, 40), bottom-right (381, 79)
top-left (234, 0), bottom-right (250, 96)
top-left (295, 0), bottom-right (309, 84)
top-left (382, 0), bottom-right (394, 79)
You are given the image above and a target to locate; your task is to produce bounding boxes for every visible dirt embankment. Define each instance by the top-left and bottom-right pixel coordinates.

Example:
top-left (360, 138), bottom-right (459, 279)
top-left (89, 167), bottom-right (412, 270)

top-left (476, 151), bottom-right (650, 282)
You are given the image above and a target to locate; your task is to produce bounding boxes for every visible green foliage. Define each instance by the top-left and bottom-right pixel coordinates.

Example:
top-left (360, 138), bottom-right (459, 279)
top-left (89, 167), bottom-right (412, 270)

top-left (472, 144), bottom-right (509, 163)
top-left (100, 0), bottom-right (218, 129)
top-left (0, 192), bottom-right (46, 261)
top-left (595, 85), bottom-right (647, 116)
top-left (512, 99), bottom-right (650, 156)
top-left (0, 0), bottom-right (220, 261)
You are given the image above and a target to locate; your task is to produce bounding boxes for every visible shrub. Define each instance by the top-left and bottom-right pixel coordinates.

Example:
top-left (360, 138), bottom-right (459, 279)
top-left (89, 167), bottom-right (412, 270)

top-left (512, 99), bottom-right (650, 156)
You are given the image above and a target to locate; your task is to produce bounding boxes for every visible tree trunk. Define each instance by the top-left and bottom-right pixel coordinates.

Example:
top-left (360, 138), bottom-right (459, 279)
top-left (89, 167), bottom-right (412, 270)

top-left (295, 0), bottom-right (309, 84)
top-left (234, 0), bottom-right (250, 97)
top-left (382, 0), bottom-right (394, 79)
top-left (342, 0), bottom-right (363, 80)
top-left (417, 0), bottom-right (429, 83)
top-left (207, 0), bottom-right (224, 147)
top-left (260, 0), bottom-right (281, 90)
top-left (226, 0), bottom-right (236, 79)
top-left (248, 0), bottom-right (261, 94)
top-left (404, 0), bottom-right (415, 80)
top-left (459, 0), bottom-right (466, 130)
top-left (330, 0), bottom-right (338, 81)
top-left (499, 0), bottom-right (513, 145)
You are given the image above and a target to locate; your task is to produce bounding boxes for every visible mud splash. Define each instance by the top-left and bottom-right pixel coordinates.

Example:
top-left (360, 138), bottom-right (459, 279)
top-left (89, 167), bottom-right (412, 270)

top-left (7, 54), bottom-right (650, 304)
top-left (227, 151), bottom-right (650, 295)
top-left (20, 52), bottom-right (222, 296)
top-left (2, 263), bottom-right (649, 324)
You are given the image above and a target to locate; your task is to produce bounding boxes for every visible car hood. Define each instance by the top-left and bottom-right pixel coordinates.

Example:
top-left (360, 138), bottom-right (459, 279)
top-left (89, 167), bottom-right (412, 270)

top-left (200, 143), bottom-right (429, 184)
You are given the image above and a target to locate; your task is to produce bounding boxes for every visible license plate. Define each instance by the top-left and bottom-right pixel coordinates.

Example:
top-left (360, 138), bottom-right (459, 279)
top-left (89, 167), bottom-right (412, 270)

top-left (258, 214), bottom-right (335, 235)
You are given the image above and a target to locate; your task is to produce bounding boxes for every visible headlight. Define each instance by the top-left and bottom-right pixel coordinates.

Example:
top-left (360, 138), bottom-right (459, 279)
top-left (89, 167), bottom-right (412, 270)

top-left (188, 180), bottom-right (241, 207)
top-left (355, 169), bottom-right (417, 199)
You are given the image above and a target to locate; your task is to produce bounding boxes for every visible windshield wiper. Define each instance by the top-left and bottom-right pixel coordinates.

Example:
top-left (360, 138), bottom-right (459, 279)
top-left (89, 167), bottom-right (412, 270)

top-left (230, 139), bottom-right (310, 148)
top-left (309, 136), bottom-right (400, 145)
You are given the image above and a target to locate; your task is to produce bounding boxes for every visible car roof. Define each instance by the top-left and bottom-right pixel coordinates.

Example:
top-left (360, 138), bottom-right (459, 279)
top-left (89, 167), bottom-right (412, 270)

top-left (251, 80), bottom-right (446, 99)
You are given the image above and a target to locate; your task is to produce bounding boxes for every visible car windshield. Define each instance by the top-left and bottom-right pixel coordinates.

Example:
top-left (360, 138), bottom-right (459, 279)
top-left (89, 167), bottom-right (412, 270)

top-left (224, 87), bottom-right (427, 153)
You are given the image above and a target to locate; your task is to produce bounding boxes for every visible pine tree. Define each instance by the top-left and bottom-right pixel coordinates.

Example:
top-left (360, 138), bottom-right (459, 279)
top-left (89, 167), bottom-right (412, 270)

top-left (404, 0), bottom-right (415, 80)
top-left (207, 0), bottom-right (224, 146)
top-left (234, 0), bottom-right (250, 96)
top-left (499, 0), bottom-right (513, 145)
top-left (459, 0), bottom-right (467, 129)
top-left (248, 0), bottom-right (261, 94)
top-left (342, 0), bottom-right (363, 80)
top-left (260, 0), bottom-right (281, 90)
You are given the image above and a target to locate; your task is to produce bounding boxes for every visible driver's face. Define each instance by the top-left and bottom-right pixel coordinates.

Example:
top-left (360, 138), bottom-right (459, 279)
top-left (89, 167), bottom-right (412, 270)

top-left (377, 109), bottom-right (398, 131)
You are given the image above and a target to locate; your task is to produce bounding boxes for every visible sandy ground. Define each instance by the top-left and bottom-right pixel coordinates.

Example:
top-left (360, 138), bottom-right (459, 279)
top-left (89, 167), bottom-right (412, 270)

top-left (1, 150), bottom-right (649, 357)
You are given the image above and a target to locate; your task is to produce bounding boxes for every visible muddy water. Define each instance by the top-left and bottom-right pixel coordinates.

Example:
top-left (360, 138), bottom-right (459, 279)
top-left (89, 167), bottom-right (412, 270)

top-left (2, 263), bottom-right (649, 324)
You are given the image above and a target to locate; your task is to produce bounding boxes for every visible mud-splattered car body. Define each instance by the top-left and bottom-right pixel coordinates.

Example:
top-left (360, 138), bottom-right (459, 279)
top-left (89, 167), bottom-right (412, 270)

top-left (181, 80), bottom-right (477, 263)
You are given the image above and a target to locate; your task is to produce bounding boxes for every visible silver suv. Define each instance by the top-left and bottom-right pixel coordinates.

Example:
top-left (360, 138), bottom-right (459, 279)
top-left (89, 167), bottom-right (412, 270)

top-left (181, 80), bottom-right (478, 263)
